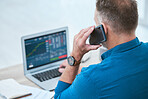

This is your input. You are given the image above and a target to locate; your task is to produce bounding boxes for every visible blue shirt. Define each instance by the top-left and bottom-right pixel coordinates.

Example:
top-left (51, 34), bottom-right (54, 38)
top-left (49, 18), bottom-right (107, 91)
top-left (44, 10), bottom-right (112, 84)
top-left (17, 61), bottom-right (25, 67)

top-left (54, 38), bottom-right (148, 99)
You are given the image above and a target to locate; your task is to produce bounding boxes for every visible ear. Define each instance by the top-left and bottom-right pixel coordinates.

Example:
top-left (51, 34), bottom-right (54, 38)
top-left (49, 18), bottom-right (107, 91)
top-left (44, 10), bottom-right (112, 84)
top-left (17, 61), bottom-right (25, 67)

top-left (101, 23), bottom-right (108, 35)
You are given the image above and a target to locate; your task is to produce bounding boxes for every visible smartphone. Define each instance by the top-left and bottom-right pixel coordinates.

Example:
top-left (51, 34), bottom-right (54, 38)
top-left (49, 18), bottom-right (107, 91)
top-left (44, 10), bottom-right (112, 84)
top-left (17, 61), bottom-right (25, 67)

top-left (89, 25), bottom-right (107, 45)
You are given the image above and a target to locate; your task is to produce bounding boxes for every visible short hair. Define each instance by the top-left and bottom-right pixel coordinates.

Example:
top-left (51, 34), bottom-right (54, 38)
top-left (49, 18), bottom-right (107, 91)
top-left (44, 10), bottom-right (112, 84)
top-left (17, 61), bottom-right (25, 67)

top-left (96, 0), bottom-right (138, 34)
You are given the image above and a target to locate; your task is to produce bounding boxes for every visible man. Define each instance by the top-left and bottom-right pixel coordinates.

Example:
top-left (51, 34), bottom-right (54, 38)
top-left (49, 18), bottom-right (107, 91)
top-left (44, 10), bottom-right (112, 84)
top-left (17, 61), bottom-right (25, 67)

top-left (54, 0), bottom-right (148, 99)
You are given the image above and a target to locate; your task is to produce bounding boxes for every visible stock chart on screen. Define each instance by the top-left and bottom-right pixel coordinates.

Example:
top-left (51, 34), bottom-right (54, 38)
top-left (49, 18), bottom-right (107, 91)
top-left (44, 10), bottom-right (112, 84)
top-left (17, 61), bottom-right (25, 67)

top-left (25, 31), bottom-right (67, 70)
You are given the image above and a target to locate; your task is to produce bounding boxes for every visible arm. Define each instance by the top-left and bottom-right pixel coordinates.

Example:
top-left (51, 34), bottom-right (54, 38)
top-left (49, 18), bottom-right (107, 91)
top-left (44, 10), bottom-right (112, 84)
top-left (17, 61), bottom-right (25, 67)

top-left (55, 69), bottom-right (98, 99)
top-left (60, 26), bottom-right (101, 84)
top-left (55, 26), bottom-right (101, 98)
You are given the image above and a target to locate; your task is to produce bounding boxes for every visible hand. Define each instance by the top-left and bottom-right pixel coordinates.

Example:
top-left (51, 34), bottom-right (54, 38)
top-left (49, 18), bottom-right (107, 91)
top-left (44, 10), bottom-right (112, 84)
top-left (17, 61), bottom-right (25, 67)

top-left (58, 59), bottom-right (87, 74)
top-left (58, 59), bottom-right (68, 73)
top-left (71, 26), bottom-right (102, 61)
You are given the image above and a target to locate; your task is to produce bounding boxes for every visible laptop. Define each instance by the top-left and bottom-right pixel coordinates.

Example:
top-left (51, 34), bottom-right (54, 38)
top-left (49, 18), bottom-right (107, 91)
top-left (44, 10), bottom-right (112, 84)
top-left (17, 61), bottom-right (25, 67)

top-left (21, 27), bottom-right (69, 91)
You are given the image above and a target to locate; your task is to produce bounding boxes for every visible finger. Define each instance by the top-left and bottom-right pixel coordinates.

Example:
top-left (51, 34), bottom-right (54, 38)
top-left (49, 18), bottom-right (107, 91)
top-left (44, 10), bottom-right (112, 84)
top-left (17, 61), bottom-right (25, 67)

top-left (83, 26), bottom-right (93, 33)
top-left (74, 33), bottom-right (79, 40)
top-left (59, 65), bottom-right (66, 68)
top-left (78, 26), bottom-right (92, 39)
top-left (59, 64), bottom-right (64, 68)
top-left (59, 59), bottom-right (67, 68)
top-left (78, 29), bottom-right (84, 36)
top-left (81, 26), bottom-right (95, 43)
top-left (59, 64), bottom-right (66, 69)
top-left (75, 29), bottom-right (85, 40)
top-left (58, 68), bottom-right (65, 73)
top-left (86, 44), bottom-right (102, 51)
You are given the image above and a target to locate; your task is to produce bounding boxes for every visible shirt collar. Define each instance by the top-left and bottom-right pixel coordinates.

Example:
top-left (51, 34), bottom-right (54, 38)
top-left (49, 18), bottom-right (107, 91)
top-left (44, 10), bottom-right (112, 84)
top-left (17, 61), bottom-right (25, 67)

top-left (101, 37), bottom-right (141, 60)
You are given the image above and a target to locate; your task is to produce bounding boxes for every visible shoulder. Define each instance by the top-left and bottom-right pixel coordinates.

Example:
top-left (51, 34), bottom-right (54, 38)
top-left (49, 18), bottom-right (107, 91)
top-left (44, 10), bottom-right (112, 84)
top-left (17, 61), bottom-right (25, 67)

top-left (136, 42), bottom-right (148, 54)
top-left (141, 42), bottom-right (148, 48)
top-left (81, 57), bottom-right (119, 80)
top-left (81, 57), bottom-right (113, 75)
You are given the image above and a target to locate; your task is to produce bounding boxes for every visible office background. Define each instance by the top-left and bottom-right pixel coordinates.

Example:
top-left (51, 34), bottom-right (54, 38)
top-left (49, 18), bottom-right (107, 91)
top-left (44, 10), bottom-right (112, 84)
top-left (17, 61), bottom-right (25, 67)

top-left (0, 0), bottom-right (148, 69)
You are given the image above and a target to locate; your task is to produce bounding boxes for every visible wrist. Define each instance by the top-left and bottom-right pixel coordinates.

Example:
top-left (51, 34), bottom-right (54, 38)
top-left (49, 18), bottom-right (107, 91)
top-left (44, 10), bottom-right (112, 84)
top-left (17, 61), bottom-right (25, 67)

top-left (71, 51), bottom-right (83, 62)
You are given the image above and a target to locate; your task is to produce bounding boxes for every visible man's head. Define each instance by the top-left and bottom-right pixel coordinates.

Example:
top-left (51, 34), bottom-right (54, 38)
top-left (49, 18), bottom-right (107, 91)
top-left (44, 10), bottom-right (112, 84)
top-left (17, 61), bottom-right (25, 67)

top-left (94, 0), bottom-right (138, 49)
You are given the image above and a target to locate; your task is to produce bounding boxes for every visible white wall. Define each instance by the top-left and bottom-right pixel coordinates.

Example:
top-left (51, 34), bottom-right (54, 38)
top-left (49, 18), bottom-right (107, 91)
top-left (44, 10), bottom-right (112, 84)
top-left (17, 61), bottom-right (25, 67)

top-left (136, 0), bottom-right (148, 42)
top-left (0, 0), bottom-right (96, 69)
top-left (0, 0), bottom-right (147, 69)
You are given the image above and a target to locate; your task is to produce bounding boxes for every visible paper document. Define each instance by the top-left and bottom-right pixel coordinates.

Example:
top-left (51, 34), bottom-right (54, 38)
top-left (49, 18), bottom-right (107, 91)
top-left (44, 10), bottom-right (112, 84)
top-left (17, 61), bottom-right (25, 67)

top-left (0, 79), bottom-right (31, 99)
top-left (0, 79), bottom-right (54, 99)
top-left (21, 85), bottom-right (55, 99)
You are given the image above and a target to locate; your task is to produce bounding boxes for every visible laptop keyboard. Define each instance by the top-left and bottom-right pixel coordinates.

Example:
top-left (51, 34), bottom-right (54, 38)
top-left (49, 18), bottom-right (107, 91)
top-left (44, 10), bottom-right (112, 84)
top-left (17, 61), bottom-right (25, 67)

top-left (32, 68), bottom-right (62, 82)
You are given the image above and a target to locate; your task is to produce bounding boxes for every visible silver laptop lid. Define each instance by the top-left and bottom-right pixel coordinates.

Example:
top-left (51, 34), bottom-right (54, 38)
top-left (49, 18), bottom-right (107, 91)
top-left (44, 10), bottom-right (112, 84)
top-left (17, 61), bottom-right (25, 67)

top-left (21, 27), bottom-right (69, 74)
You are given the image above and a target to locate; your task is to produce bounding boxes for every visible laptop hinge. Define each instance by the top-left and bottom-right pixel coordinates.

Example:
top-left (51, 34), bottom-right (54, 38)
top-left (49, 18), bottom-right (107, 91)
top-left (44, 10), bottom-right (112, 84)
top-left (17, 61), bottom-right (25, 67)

top-left (29, 64), bottom-right (59, 74)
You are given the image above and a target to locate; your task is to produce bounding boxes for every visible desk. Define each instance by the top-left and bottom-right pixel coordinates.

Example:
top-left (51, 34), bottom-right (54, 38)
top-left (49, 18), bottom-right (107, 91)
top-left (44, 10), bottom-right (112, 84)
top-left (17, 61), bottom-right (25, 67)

top-left (0, 49), bottom-right (102, 89)
top-left (0, 64), bottom-right (40, 88)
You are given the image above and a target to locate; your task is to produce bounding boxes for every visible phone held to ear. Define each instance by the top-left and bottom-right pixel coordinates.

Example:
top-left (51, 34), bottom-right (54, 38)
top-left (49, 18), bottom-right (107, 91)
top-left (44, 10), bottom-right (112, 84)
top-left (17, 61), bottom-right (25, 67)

top-left (89, 24), bottom-right (107, 45)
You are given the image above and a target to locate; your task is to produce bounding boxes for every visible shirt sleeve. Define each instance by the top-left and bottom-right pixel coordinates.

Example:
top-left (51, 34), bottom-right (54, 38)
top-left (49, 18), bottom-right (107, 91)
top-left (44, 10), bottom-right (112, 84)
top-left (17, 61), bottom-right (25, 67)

top-left (54, 69), bottom-right (97, 99)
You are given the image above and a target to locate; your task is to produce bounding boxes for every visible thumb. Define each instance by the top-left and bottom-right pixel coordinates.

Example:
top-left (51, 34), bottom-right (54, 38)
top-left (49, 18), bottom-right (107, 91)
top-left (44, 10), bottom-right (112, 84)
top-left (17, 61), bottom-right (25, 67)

top-left (59, 68), bottom-right (65, 73)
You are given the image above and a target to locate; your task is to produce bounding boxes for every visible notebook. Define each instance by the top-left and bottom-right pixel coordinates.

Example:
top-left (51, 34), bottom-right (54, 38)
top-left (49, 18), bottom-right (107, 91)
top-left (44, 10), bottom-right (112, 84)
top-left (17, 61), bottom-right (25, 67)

top-left (0, 79), bottom-right (32, 99)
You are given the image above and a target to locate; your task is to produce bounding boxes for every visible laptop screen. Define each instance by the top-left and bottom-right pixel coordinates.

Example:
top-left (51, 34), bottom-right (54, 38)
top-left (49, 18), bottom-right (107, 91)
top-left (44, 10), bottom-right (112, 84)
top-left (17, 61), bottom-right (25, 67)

top-left (25, 30), bottom-right (67, 70)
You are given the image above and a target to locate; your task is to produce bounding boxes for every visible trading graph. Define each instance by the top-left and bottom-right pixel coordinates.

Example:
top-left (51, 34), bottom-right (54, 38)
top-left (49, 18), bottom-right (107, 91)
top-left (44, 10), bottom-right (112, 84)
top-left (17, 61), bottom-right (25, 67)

top-left (26, 42), bottom-right (46, 58)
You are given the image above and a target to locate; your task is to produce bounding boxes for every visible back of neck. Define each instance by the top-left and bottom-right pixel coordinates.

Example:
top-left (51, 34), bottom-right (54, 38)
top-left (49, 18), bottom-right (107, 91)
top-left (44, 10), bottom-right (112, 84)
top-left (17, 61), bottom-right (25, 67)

top-left (107, 33), bottom-right (136, 50)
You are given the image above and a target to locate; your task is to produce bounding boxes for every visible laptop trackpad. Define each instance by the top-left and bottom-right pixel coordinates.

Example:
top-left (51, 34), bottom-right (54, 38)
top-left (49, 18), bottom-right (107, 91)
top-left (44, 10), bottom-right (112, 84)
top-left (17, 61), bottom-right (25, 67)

top-left (40, 77), bottom-right (60, 91)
